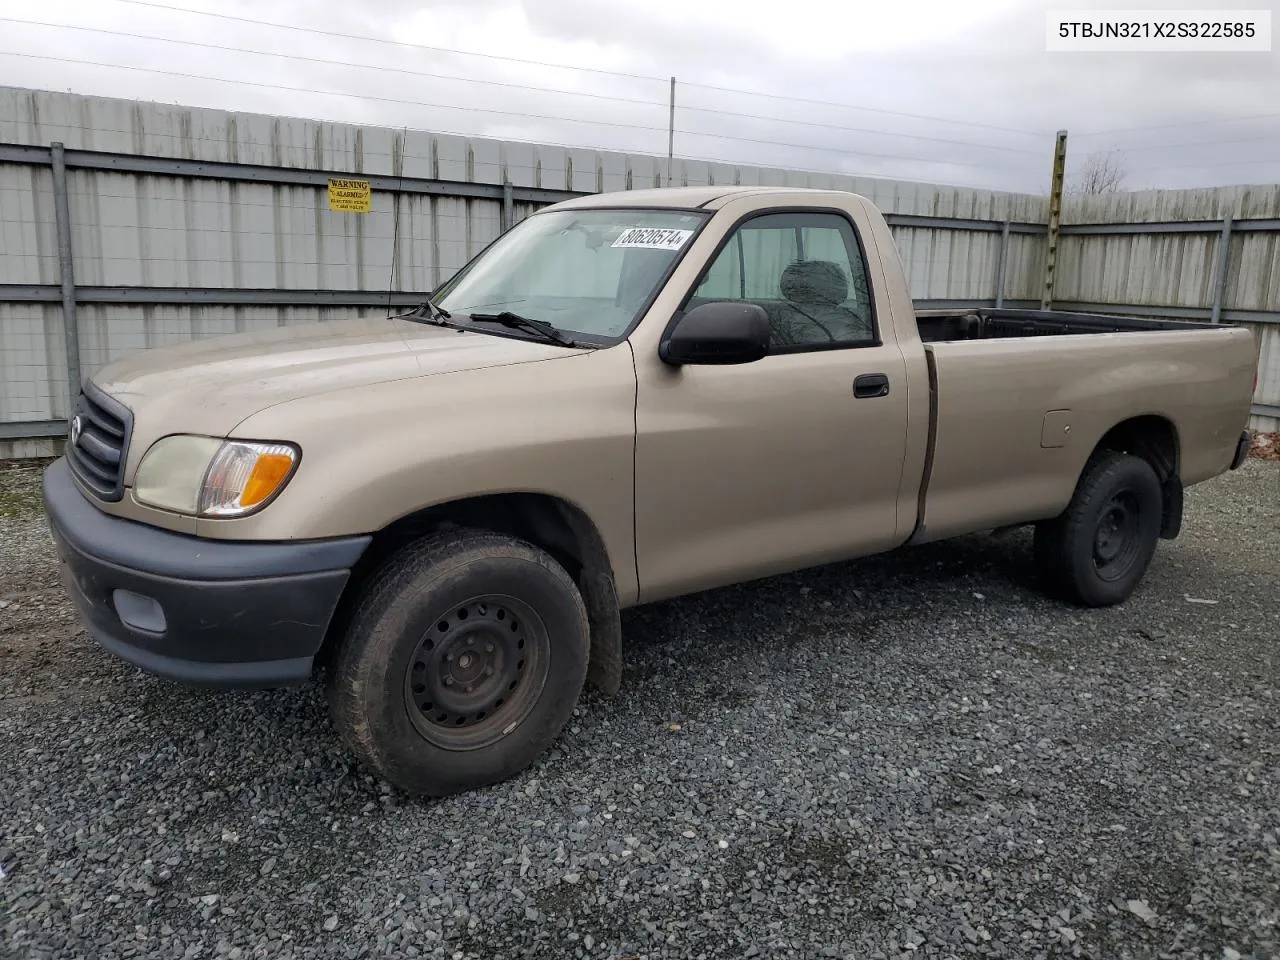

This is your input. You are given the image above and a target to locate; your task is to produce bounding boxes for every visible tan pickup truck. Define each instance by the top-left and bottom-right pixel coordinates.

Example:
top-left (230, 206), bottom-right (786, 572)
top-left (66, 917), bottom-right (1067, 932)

top-left (43, 186), bottom-right (1257, 795)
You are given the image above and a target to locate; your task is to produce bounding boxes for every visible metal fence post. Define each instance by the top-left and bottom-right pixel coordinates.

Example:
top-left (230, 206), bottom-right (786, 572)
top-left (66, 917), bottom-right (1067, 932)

top-left (50, 142), bottom-right (82, 411)
top-left (501, 179), bottom-right (513, 232)
top-left (995, 219), bottom-right (1011, 307)
top-left (1210, 215), bottom-right (1234, 323)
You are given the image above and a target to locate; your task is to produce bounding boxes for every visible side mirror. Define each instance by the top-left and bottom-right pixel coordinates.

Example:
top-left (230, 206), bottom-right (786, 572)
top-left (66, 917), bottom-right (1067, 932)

top-left (659, 301), bottom-right (771, 366)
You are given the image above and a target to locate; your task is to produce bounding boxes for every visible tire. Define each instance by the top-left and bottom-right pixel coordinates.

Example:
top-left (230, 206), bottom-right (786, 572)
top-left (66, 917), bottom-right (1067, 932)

top-left (1033, 451), bottom-right (1163, 607)
top-left (327, 529), bottom-right (589, 796)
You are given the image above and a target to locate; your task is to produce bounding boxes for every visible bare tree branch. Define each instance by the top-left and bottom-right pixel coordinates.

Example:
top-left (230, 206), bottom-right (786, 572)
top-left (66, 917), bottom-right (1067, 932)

top-left (1069, 150), bottom-right (1128, 195)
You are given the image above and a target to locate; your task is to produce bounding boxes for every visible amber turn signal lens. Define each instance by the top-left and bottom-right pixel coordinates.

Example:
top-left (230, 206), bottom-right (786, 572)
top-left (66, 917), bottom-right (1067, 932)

top-left (241, 453), bottom-right (296, 508)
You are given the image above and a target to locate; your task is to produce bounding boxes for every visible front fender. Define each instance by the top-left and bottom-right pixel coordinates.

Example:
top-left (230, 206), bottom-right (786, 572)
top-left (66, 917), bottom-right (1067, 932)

top-left (197, 346), bottom-right (641, 604)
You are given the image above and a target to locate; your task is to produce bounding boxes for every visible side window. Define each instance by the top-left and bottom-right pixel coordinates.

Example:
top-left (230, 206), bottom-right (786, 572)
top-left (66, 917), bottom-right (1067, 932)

top-left (690, 212), bottom-right (875, 350)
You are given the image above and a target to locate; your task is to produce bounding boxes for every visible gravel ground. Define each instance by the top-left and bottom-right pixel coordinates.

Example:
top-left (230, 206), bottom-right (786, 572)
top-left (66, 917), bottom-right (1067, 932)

top-left (2, 458), bottom-right (1277, 960)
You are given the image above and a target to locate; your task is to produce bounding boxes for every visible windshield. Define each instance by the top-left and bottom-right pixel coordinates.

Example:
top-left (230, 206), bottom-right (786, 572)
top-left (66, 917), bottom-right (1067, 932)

top-left (432, 208), bottom-right (709, 342)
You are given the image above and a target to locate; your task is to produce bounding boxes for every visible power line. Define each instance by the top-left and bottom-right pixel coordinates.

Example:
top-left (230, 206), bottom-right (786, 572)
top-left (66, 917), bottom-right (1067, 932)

top-left (1102, 133), bottom-right (1280, 154)
top-left (679, 80), bottom-right (1047, 138)
top-left (2, 135), bottom-right (1039, 196)
top-left (3, 16), bottom-right (1047, 159)
top-left (675, 151), bottom-right (1036, 193)
top-left (1129, 156), bottom-right (1280, 173)
top-left (664, 102), bottom-right (1043, 155)
top-left (672, 126), bottom-right (1039, 172)
top-left (1, 51), bottom-right (1045, 175)
top-left (1075, 113), bottom-right (1280, 138)
top-left (0, 18), bottom-right (666, 111)
top-left (101, 0), bottom-right (1048, 141)
top-left (109, 0), bottom-right (665, 83)
top-left (0, 51), bottom-right (670, 136)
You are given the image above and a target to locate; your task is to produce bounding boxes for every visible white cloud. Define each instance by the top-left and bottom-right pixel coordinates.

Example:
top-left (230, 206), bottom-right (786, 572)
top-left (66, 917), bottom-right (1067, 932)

top-left (0, 0), bottom-right (1276, 193)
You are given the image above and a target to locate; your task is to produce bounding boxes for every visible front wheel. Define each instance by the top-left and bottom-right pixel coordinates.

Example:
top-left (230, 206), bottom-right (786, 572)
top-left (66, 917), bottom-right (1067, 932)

top-left (327, 529), bottom-right (590, 796)
top-left (1034, 451), bottom-right (1163, 607)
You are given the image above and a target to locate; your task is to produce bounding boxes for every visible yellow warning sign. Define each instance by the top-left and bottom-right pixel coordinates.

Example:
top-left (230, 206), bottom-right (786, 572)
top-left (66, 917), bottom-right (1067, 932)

top-left (327, 177), bottom-right (371, 213)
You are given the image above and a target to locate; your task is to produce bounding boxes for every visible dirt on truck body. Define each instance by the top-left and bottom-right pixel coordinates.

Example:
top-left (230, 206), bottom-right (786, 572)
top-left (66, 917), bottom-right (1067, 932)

top-left (42, 186), bottom-right (1259, 796)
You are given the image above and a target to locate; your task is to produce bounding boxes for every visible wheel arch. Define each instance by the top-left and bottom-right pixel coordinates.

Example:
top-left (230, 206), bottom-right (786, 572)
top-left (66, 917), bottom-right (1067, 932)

top-left (320, 491), bottom-right (624, 695)
top-left (1088, 414), bottom-right (1182, 539)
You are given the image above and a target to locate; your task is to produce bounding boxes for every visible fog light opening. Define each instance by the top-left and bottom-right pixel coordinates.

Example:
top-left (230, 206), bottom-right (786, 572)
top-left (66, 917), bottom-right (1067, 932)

top-left (112, 589), bottom-right (167, 634)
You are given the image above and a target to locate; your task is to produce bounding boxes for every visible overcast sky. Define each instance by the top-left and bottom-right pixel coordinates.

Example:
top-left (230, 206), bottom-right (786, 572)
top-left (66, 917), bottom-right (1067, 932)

top-left (1, 0), bottom-right (1276, 193)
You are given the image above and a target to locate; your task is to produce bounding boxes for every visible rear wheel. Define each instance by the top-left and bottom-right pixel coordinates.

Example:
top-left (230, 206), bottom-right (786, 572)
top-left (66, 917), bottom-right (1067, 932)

top-left (328, 529), bottom-right (589, 796)
top-left (1034, 451), bottom-right (1163, 607)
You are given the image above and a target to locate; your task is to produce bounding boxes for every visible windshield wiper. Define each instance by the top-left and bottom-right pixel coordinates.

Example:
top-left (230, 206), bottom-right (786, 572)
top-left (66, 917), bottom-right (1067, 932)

top-left (400, 296), bottom-right (453, 325)
top-left (467, 311), bottom-right (580, 347)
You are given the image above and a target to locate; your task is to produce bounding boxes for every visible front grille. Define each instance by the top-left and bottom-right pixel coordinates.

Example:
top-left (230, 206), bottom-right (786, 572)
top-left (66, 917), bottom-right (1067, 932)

top-left (66, 381), bottom-right (133, 501)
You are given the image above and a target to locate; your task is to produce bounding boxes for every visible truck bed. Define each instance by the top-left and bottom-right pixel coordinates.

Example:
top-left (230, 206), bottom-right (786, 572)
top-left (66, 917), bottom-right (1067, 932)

top-left (915, 307), bottom-right (1218, 343)
top-left (910, 312), bottom-right (1257, 545)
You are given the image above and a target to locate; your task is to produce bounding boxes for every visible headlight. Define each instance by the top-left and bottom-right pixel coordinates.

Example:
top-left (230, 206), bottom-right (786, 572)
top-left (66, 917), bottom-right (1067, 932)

top-left (134, 436), bottom-right (299, 518)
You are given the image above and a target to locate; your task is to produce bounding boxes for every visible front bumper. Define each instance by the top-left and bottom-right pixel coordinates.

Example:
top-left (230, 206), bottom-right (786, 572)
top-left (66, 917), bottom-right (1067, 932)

top-left (42, 457), bottom-right (370, 688)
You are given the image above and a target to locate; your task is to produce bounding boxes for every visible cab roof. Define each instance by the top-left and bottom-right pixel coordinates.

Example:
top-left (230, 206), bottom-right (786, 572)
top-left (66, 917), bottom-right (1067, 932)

top-left (544, 185), bottom-right (852, 212)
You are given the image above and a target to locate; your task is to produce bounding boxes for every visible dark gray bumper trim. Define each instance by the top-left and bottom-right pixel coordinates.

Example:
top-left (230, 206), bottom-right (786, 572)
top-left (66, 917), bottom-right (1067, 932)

top-left (92, 627), bottom-right (314, 688)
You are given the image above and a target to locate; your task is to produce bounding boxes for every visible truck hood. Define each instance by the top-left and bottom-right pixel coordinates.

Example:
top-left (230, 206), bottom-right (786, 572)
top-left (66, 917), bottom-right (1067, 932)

top-left (94, 316), bottom-right (578, 460)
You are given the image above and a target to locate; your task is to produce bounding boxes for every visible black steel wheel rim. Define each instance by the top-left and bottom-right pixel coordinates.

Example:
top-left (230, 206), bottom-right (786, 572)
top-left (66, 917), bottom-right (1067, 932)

top-left (403, 594), bottom-right (550, 751)
top-left (1092, 491), bottom-right (1144, 581)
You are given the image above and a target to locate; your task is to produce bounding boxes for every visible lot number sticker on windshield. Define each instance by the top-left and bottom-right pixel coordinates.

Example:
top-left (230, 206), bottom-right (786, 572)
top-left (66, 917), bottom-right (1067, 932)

top-left (612, 227), bottom-right (694, 250)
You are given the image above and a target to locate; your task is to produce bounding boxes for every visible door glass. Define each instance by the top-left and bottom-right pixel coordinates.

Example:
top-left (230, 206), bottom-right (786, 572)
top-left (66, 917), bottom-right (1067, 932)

top-left (691, 212), bottom-right (875, 350)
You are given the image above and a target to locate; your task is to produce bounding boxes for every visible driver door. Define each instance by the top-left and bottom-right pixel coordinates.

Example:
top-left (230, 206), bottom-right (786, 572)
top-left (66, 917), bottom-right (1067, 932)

top-left (632, 205), bottom-right (910, 603)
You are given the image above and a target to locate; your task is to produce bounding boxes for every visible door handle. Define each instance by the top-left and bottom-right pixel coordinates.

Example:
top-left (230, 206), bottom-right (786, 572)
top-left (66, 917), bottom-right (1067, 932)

top-left (853, 373), bottom-right (890, 399)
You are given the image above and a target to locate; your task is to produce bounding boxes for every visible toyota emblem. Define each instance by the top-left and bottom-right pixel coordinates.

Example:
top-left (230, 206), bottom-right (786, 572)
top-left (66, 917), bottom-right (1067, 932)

top-left (69, 414), bottom-right (83, 447)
